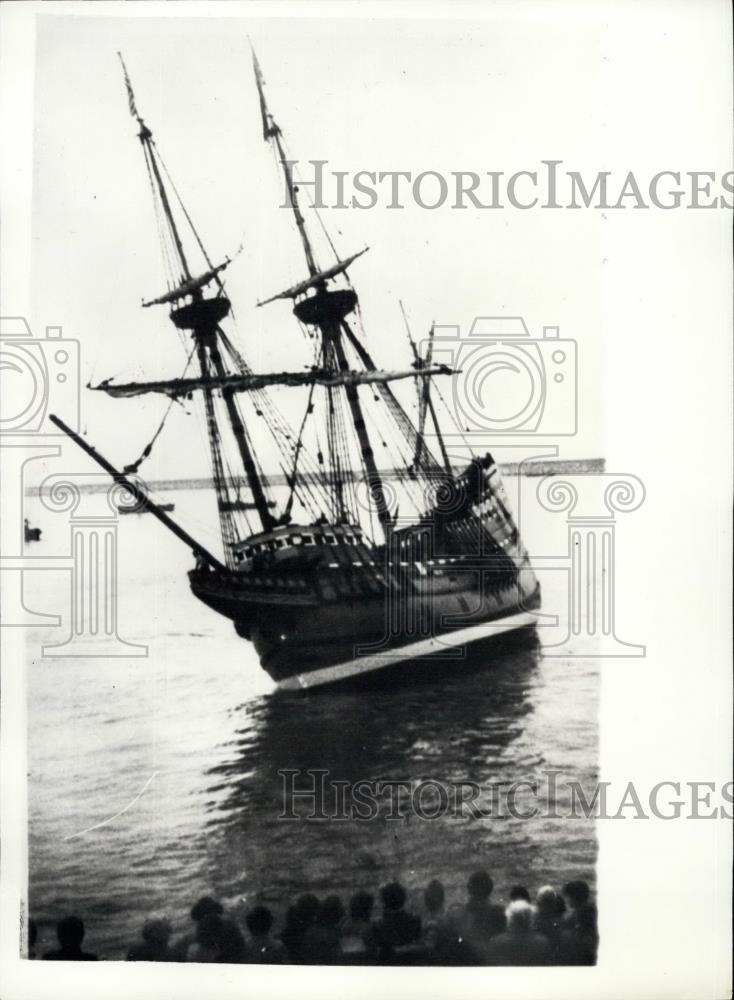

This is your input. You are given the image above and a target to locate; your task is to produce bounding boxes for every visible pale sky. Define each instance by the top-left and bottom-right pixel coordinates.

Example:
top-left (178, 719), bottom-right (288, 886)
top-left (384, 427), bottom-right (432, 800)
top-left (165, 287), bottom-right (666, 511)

top-left (24, 9), bottom-right (619, 484)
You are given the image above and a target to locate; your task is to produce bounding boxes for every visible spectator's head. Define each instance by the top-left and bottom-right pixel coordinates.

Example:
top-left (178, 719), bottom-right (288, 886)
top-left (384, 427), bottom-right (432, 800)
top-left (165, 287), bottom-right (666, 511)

top-left (349, 891), bottom-right (374, 923)
top-left (381, 882), bottom-right (407, 912)
top-left (57, 916), bottom-right (85, 950)
top-left (563, 880), bottom-right (591, 908)
top-left (424, 879), bottom-right (445, 916)
top-left (509, 885), bottom-right (531, 903)
top-left (467, 870), bottom-right (493, 902)
top-left (536, 885), bottom-right (562, 915)
top-left (196, 913), bottom-right (224, 949)
top-left (318, 895), bottom-right (344, 928)
top-left (142, 916), bottom-right (171, 947)
top-left (294, 894), bottom-right (320, 926)
top-left (246, 906), bottom-right (273, 937)
top-left (506, 900), bottom-right (533, 934)
top-left (191, 896), bottom-right (223, 923)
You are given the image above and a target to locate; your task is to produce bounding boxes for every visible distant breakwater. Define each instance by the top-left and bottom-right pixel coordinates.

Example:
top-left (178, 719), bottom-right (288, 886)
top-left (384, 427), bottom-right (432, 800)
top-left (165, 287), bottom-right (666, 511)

top-left (26, 458), bottom-right (605, 496)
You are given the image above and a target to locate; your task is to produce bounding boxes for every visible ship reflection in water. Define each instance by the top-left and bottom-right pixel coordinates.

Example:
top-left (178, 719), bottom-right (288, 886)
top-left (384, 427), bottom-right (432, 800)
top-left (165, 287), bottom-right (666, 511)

top-left (203, 629), bottom-right (596, 915)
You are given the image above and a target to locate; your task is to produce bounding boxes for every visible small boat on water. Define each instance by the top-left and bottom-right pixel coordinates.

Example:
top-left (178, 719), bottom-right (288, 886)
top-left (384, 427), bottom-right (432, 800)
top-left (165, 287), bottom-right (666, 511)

top-left (51, 48), bottom-right (540, 690)
top-left (24, 518), bottom-right (42, 542)
top-left (118, 501), bottom-right (175, 514)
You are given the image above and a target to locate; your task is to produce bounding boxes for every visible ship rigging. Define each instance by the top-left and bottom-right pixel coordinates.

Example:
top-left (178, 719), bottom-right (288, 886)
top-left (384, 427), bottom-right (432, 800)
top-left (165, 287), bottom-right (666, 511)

top-left (52, 48), bottom-right (540, 689)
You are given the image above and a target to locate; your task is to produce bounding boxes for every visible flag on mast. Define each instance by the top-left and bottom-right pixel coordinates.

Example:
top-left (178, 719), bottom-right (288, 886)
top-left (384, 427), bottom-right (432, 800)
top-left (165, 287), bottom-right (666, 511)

top-left (117, 51), bottom-right (140, 121)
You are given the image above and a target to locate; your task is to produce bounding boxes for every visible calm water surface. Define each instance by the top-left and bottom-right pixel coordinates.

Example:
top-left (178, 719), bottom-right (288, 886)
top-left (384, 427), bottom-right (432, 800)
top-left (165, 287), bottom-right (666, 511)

top-left (24, 481), bottom-right (598, 957)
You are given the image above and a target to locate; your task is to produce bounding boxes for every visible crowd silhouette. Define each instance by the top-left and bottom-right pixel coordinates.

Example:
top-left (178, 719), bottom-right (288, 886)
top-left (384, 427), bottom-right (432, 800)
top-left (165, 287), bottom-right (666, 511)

top-left (30, 873), bottom-right (597, 966)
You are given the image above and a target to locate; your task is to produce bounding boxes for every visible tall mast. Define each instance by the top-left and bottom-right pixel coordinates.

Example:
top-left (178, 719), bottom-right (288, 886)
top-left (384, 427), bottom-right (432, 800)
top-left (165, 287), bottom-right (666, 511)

top-left (118, 53), bottom-right (192, 282)
top-left (206, 334), bottom-right (275, 530)
top-left (331, 326), bottom-right (391, 525)
top-left (400, 311), bottom-right (452, 478)
top-left (252, 47), bottom-right (391, 534)
top-left (425, 389), bottom-right (452, 477)
top-left (252, 50), bottom-right (319, 278)
top-left (118, 54), bottom-right (274, 551)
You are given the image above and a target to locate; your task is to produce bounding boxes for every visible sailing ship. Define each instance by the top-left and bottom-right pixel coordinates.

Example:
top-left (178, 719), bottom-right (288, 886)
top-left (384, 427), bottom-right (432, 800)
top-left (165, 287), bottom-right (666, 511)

top-left (51, 50), bottom-right (540, 689)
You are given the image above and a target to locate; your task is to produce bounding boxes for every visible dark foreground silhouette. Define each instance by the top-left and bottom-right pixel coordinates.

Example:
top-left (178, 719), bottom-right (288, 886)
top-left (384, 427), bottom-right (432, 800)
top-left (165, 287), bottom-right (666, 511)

top-left (32, 873), bottom-right (597, 966)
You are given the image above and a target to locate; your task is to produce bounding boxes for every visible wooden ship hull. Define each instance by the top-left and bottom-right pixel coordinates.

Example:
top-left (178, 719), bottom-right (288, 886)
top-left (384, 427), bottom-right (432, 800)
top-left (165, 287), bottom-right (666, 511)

top-left (189, 456), bottom-right (540, 689)
top-left (190, 555), bottom-right (539, 689)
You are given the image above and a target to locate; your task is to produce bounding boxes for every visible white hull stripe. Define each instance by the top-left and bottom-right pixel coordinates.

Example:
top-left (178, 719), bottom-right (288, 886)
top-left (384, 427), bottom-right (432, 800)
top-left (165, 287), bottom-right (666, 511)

top-left (277, 611), bottom-right (537, 690)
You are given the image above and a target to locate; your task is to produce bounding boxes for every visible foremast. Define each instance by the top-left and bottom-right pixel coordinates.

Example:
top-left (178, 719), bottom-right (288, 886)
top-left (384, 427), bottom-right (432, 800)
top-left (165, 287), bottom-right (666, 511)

top-left (118, 54), bottom-right (275, 561)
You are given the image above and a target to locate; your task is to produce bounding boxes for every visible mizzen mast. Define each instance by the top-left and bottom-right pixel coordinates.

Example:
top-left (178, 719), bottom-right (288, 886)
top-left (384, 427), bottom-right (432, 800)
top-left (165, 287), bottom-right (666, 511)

top-left (401, 311), bottom-right (453, 479)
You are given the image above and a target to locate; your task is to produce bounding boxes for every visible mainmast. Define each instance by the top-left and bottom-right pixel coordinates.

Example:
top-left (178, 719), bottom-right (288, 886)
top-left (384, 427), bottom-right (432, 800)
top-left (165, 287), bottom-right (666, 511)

top-left (252, 48), bottom-right (392, 534)
top-left (253, 51), bottom-right (319, 279)
top-left (118, 54), bottom-right (275, 552)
